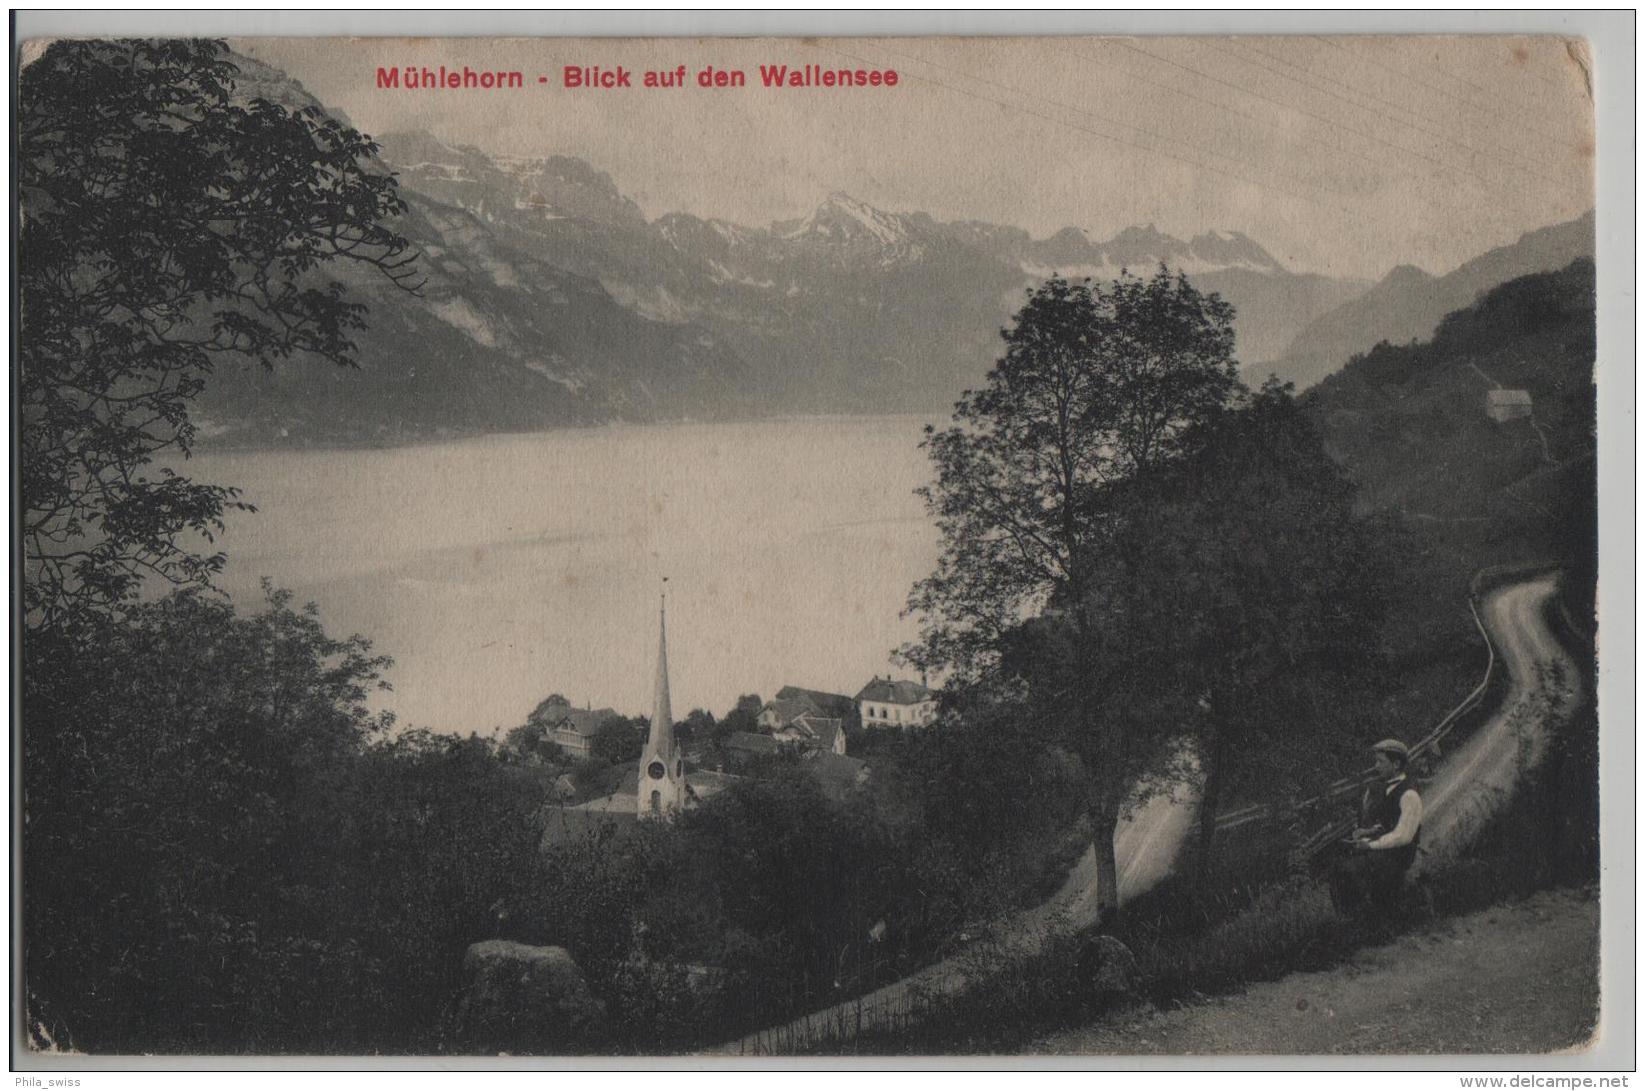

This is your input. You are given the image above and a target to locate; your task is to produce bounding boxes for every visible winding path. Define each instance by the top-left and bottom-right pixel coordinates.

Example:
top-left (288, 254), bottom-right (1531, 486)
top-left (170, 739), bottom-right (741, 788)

top-left (713, 574), bottom-right (1579, 1055)
top-left (1413, 573), bottom-right (1581, 872)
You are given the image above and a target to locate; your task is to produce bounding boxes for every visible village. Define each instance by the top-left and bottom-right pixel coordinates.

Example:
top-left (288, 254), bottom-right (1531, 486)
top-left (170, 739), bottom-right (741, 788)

top-left (515, 601), bottom-right (939, 829)
top-left (515, 374), bottom-right (1553, 832)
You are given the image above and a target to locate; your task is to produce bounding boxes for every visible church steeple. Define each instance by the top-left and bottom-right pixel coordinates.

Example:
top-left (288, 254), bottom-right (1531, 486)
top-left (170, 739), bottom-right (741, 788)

top-left (639, 582), bottom-right (685, 819)
top-left (647, 592), bottom-right (675, 759)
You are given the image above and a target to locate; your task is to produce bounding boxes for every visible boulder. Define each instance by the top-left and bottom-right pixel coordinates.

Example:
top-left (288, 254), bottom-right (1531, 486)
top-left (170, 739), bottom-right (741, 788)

top-left (453, 939), bottom-right (606, 1054)
top-left (1075, 933), bottom-right (1141, 999)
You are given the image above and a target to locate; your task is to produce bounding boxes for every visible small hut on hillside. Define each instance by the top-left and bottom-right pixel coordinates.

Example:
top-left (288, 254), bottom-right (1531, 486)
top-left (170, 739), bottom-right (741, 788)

top-left (1486, 389), bottom-right (1534, 423)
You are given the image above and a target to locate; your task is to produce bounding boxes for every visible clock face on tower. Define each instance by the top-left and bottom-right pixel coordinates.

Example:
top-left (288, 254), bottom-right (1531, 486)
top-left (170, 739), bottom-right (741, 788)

top-left (648, 760), bottom-right (666, 781)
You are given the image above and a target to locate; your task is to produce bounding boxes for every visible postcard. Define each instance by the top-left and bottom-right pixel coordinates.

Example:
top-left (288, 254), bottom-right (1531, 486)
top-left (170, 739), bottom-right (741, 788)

top-left (15, 27), bottom-right (1610, 1066)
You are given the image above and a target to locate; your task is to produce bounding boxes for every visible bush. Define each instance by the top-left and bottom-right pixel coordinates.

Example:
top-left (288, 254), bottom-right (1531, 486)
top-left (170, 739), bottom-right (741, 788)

top-left (23, 588), bottom-right (553, 1054)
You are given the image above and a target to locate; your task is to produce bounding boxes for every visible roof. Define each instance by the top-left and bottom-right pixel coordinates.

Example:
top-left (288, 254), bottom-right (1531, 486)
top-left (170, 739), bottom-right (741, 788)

top-left (726, 731), bottom-right (780, 755)
top-left (537, 702), bottom-right (621, 739)
top-left (773, 685), bottom-right (856, 720)
top-left (785, 713), bottom-right (843, 751)
top-left (854, 678), bottom-right (936, 705)
top-left (762, 695), bottom-right (822, 726)
top-left (685, 769), bottom-right (739, 801)
top-left (1487, 389), bottom-right (1533, 405)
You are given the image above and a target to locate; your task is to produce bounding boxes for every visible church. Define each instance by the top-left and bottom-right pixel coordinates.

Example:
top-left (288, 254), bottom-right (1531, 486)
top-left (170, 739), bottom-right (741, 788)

top-left (554, 589), bottom-right (732, 829)
top-left (637, 592), bottom-right (685, 818)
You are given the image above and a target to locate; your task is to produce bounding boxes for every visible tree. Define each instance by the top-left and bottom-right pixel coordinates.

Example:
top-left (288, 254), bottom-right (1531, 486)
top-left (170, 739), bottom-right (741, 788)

top-left (723, 695), bottom-right (763, 731)
top-left (501, 720), bottom-right (565, 766)
top-left (679, 769), bottom-right (907, 1006)
top-left (24, 584), bottom-right (572, 1054)
top-left (19, 39), bottom-right (420, 629)
top-left (1101, 382), bottom-right (1388, 885)
top-left (679, 707), bottom-right (717, 749)
top-left (22, 585), bottom-right (393, 1049)
top-left (905, 270), bottom-right (1240, 923)
top-left (591, 715), bottom-right (645, 765)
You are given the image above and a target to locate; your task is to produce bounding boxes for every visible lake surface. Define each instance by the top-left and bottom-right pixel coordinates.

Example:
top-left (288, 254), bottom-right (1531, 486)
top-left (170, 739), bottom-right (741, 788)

top-left (190, 417), bottom-right (942, 733)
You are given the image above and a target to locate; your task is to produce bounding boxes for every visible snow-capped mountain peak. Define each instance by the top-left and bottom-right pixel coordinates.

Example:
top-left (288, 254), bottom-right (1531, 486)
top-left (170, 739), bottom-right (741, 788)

top-left (780, 192), bottom-right (913, 248)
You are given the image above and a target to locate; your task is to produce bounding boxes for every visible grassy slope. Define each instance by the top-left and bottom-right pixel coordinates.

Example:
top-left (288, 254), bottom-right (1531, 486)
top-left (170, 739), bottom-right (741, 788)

top-left (1035, 886), bottom-right (1599, 1056)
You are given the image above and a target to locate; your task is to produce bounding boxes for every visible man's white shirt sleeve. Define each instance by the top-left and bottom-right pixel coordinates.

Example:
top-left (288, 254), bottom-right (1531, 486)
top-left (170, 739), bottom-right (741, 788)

top-left (1368, 789), bottom-right (1423, 850)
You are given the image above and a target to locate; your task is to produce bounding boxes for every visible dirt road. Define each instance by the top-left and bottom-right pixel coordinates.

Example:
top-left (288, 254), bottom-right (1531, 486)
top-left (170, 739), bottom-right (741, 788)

top-left (1033, 572), bottom-right (1592, 1056)
top-left (1415, 573), bottom-right (1581, 871)
top-left (717, 574), bottom-right (1580, 1055)
top-left (1033, 886), bottom-right (1599, 1055)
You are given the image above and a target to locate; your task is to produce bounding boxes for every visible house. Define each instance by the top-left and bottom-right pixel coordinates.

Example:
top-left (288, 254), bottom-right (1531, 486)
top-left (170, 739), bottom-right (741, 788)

top-left (773, 712), bottom-right (846, 755)
top-left (855, 676), bottom-right (938, 729)
top-left (756, 685), bottom-right (855, 754)
top-left (529, 698), bottom-right (621, 758)
top-left (1486, 389), bottom-right (1534, 423)
top-left (725, 730), bottom-right (781, 760)
top-left (758, 685), bottom-right (855, 729)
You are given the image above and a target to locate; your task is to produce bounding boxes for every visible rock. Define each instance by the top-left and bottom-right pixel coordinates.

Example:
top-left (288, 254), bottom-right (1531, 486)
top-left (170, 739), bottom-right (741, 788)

top-left (1076, 934), bottom-right (1141, 999)
top-left (453, 939), bottom-right (606, 1054)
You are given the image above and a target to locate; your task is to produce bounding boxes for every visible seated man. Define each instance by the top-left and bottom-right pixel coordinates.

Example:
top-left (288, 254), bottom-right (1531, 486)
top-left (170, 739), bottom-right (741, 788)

top-left (1327, 738), bottom-right (1424, 914)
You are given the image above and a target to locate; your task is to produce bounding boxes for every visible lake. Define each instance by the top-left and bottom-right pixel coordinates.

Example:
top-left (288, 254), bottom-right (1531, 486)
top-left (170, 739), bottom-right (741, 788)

top-left (190, 417), bottom-right (943, 734)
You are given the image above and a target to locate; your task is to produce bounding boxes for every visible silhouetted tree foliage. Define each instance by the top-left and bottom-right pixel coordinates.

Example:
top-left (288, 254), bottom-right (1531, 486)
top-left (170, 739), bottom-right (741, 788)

top-left (501, 720), bottom-right (565, 766)
top-left (906, 269), bottom-right (1240, 921)
top-left (1089, 382), bottom-right (1390, 883)
top-left (592, 715), bottom-right (646, 765)
top-left (19, 38), bottom-right (419, 629)
top-left (23, 588), bottom-right (551, 1053)
top-left (679, 707), bottom-right (717, 750)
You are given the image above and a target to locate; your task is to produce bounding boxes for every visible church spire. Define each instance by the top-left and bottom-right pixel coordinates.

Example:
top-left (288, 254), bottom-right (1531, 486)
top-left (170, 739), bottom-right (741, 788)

top-left (639, 580), bottom-right (684, 819)
top-left (647, 587), bottom-right (674, 757)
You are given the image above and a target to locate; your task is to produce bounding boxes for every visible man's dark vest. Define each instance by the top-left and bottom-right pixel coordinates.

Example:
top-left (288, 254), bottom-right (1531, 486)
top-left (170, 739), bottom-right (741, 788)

top-left (1359, 774), bottom-right (1421, 869)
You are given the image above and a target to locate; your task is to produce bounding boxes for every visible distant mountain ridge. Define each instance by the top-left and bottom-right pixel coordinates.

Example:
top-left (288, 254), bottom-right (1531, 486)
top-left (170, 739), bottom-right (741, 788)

top-left (191, 53), bottom-right (1588, 446)
top-left (1301, 257), bottom-right (1595, 606)
top-left (374, 130), bottom-right (1369, 416)
top-left (192, 59), bottom-right (753, 447)
top-left (1263, 211), bottom-right (1596, 391)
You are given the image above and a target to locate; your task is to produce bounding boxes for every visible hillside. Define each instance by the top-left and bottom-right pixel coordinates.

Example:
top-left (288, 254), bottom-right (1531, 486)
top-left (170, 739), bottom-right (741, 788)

top-left (1302, 256), bottom-right (1596, 671)
top-left (1305, 257), bottom-right (1595, 526)
top-left (1266, 212), bottom-right (1594, 391)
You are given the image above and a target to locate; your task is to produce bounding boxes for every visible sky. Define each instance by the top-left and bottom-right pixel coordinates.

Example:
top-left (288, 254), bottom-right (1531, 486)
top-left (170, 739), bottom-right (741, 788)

top-left (241, 35), bottom-right (1595, 281)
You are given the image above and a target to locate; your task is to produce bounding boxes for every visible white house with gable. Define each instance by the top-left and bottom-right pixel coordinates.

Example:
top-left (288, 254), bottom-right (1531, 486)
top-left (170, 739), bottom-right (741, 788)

top-left (855, 676), bottom-right (938, 729)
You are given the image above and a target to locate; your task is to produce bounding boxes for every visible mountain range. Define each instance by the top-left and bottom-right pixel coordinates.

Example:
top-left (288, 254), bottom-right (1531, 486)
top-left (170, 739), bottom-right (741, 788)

top-left (370, 131), bottom-right (1368, 414)
top-left (1263, 211), bottom-right (1596, 391)
top-left (192, 53), bottom-right (1594, 446)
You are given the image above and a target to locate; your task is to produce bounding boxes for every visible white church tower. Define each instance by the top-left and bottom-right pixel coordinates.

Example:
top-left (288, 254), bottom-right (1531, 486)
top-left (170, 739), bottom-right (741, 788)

top-left (638, 587), bottom-right (685, 819)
